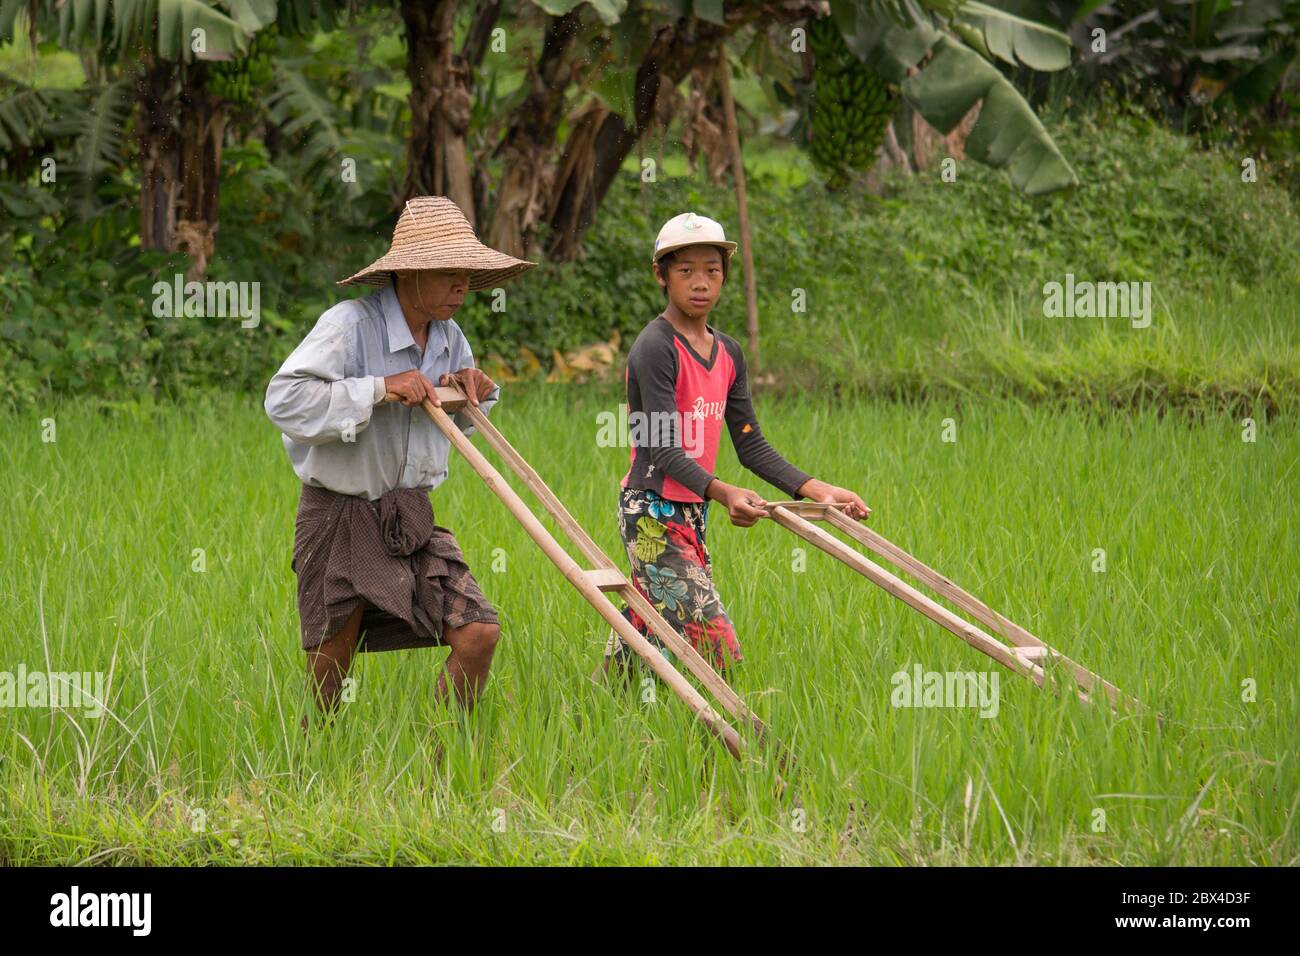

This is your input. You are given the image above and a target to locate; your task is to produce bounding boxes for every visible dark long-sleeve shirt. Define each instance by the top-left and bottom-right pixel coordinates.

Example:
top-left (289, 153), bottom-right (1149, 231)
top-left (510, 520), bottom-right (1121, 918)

top-left (620, 314), bottom-right (812, 503)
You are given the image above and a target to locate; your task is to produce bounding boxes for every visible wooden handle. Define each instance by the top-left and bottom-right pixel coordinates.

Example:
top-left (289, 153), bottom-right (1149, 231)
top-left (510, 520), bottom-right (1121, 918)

top-left (761, 500), bottom-right (851, 519)
top-left (429, 383), bottom-right (471, 413)
top-left (382, 383), bottom-right (472, 412)
top-left (418, 396), bottom-right (745, 760)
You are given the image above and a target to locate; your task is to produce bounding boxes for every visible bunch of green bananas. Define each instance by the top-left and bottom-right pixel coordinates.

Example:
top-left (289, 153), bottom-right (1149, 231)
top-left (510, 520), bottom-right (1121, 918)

top-left (209, 26), bottom-right (276, 105)
top-left (806, 16), bottom-right (893, 190)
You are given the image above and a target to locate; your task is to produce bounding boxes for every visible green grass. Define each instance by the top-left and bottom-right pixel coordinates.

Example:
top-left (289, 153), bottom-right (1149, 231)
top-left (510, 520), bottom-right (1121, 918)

top-left (749, 279), bottom-right (1300, 418)
top-left (475, 110), bottom-right (1300, 416)
top-left (1, 387), bottom-right (1295, 864)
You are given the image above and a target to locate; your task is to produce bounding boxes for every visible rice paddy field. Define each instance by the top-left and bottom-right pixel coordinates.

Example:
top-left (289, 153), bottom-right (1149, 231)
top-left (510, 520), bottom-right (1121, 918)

top-left (2, 376), bottom-right (1296, 865)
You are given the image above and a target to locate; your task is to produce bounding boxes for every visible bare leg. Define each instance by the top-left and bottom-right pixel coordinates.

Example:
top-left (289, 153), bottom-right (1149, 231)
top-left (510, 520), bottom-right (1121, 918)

top-left (433, 619), bottom-right (500, 713)
top-left (593, 607), bottom-right (647, 688)
top-left (301, 601), bottom-right (365, 732)
top-left (597, 646), bottom-right (640, 688)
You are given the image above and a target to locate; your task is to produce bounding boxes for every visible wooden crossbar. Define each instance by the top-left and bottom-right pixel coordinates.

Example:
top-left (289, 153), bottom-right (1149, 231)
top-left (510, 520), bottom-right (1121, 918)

top-left (760, 501), bottom-right (1147, 717)
top-left (583, 568), bottom-right (629, 591)
top-left (419, 386), bottom-right (795, 766)
top-left (420, 382), bottom-right (1147, 764)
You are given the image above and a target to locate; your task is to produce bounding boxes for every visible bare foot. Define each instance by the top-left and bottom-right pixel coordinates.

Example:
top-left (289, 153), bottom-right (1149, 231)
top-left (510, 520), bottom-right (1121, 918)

top-left (593, 652), bottom-right (641, 691)
top-left (419, 736), bottom-right (448, 794)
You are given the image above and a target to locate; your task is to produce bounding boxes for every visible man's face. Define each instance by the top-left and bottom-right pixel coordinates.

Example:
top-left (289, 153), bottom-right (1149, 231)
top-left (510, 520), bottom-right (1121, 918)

top-left (656, 244), bottom-right (725, 319)
top-left (395, 269), bottom-right (469, 322)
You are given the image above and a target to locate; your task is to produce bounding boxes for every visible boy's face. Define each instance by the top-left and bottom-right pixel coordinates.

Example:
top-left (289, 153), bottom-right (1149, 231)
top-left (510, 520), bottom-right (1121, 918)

top-left (655, 243), bottom-right (725, 320)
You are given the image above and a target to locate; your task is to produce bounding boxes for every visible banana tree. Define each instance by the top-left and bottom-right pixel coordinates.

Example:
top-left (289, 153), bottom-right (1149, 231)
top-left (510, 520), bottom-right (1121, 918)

top-left (0, 0), bottom-right (273, 252)
top-left (833, 0), bottom-right (1079, 194)
top-left (1071, 0), bottom-right (1299, 131)
top-left (481, 2), bottom-right (588, 258)
top-left (532, 0), bottom-right (825, 261)
top-left (399, 0), bottom-right (503, 223)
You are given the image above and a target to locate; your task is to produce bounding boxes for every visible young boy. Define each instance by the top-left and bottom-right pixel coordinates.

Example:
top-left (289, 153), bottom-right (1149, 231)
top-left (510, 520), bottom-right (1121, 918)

top-left (605, 211), bottom-right (869, 677)
top-left (264, 196), bottom-right (535, 728)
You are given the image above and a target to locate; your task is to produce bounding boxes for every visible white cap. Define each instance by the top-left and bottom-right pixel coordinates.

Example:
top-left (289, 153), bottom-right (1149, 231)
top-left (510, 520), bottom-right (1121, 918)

top-left (652, 212), bottom-right (738, 263)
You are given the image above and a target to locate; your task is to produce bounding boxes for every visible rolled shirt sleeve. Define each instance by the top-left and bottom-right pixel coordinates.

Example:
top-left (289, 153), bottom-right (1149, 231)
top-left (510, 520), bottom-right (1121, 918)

top-left (264, 314), bottom-right (382, 446)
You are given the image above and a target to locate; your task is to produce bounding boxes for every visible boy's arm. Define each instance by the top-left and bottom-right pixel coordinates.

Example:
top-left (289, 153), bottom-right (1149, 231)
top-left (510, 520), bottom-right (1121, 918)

top-left (722, 338), bottom-right (814, 498)
top-left (264, 314), bottom-right (383, 446)
top-left (630, 337), bottom-right (716, 500)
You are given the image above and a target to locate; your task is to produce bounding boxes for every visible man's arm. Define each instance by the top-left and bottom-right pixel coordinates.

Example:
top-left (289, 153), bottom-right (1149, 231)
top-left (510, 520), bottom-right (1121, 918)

top-left (264, 314), bottom-right (383, 446)
top-left (722, 338), bottom-right (813, 498)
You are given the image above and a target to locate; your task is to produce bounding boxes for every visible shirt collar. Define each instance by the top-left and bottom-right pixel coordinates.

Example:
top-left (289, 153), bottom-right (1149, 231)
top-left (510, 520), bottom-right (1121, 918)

top-left (381, 282), bottom-right (448, 356)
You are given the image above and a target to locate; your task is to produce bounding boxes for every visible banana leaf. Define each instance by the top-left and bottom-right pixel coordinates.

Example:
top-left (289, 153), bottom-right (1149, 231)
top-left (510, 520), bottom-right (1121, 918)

top-left (834, 0), bottom-right (1078, 195)
top-left (531, 0), bottom-right (629, 26)
top-left (904, 36), bottom-right (1077, 194)
top-left (954, 1), bottom-right (1073, 71)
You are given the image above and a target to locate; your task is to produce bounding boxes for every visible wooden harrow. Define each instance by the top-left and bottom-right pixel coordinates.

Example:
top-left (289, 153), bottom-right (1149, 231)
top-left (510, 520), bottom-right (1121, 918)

top-left (419, 385), bottom-right (1147, 765)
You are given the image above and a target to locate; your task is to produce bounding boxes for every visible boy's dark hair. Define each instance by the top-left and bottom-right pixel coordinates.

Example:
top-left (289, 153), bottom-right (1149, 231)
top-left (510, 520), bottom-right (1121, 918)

top-left (655, 246), bottom-right (730, 299)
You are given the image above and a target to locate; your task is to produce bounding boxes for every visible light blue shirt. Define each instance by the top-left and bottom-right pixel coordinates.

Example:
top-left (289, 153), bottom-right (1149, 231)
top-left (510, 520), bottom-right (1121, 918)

top-left (264, 282), bottom-right (499, 500)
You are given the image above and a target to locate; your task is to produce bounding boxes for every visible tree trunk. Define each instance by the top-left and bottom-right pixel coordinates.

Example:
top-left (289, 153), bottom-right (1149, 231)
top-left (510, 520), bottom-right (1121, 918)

top-left (716, 47), bottom-right (760, 366)
top-left (177, 60), bottom-right (224, 279)
top-left (544, 16), bottom-right (695, 263)
top-left (137, 52), bottom-right (180, 252)
top-left (544, 99), bottom-right (612, 262)
top-left (462, 0), bottom-right (502, 69)
top-left (543, 4), bottom-right (823, 261)
top-left (401, 0), bottom-right (476, 224)
top-left (485, 11), bottom-right (583, 259)
top-left (680, 64), bottom-right (729, 184)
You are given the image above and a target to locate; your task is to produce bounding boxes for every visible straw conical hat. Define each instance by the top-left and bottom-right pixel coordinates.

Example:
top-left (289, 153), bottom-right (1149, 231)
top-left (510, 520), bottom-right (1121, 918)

top-left (338, 195), bottom-right (537, 290)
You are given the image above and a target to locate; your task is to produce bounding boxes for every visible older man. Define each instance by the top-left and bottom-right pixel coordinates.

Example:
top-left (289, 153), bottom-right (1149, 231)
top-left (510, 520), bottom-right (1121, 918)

top-left (264, 196), bottom-right (535, 728)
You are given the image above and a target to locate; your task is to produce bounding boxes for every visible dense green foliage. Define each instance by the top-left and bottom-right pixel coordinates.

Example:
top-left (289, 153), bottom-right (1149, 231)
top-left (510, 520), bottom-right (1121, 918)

top-left (2, 104), bottom-right (1294, 415)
